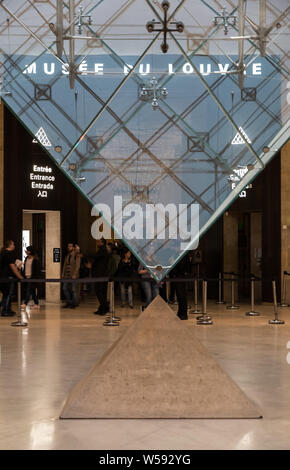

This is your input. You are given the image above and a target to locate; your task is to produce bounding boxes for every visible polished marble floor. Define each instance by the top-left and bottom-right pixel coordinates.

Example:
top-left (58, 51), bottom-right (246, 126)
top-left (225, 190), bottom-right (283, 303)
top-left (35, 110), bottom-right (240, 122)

top-left (1, 296), bottom-right (290, 450)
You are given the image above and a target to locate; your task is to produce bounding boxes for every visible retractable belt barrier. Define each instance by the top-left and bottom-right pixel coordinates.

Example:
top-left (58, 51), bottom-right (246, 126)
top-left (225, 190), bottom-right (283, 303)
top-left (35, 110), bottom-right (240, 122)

top-left (196, 280), bottom-right (213, 325)
top-left (245, 274), bottom-right (260, 317)
top-left (225, 272), bottom-right (240, 310)
top-left (269, 280), bottom-right (285, 325)
top-left (103, 281), bottom-right (120, 327)
top-left (0, 274), bottom-right (286, 328)
top-left (189, 278), bottom-right (200, 314)
top-left (216, 272), bottom-right (226, 305)
top-left (280, 271), bottom-right (290, 308)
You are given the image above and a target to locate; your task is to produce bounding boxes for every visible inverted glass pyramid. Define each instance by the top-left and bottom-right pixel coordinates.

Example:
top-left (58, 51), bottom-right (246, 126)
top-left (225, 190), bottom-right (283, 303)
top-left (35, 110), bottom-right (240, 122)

top-left (0, 0), bottom-right (289, 280)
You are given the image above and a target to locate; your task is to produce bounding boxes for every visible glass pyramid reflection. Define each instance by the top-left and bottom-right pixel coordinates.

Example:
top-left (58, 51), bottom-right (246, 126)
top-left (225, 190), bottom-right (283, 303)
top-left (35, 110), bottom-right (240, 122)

top-left (0, 0), bottom-right (289, 280)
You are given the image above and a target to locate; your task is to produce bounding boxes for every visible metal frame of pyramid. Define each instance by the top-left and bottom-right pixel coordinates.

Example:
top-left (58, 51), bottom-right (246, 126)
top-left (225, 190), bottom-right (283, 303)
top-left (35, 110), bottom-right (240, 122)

top-left (0, 0), bottom-right (289, 279)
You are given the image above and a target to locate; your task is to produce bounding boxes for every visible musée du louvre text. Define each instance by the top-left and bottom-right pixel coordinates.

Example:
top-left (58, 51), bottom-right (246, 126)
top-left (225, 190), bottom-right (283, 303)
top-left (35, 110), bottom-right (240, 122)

top-left (22, 61), bottom-right (263, 77)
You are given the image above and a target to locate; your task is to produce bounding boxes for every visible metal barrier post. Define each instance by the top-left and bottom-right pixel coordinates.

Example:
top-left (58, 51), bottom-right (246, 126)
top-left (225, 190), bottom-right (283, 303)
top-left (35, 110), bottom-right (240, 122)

top-left (280, 271), bottom-right (289, 307)
top-left (197, 280), bottom-right (213, 325)
top-left (216, 272), bottom-right (226, 304)
top-left (246, 276), bottom-right (260, 316)
top-left (269, 280), bottom-right (285, 325)
top-left (190, 278), bottom-right (200, 314)
top-left (11, 281), bottom-right (28, 327)
top-left (166, 279), bottom-right (170, 303)
top-left (103, 281), bottom-right (119, 326)
top-left (111, 280), bottom-right (121, 322)
top-left (226, 273), bottom-right (240, 310)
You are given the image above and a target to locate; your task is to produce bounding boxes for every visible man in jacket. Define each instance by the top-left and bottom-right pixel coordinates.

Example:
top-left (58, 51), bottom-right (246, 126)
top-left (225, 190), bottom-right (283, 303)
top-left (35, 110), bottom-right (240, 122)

top-left (92, 238), bottom-right (110, 315)
top-left (0, 240), bottom-right (23, 316)
top-left (62, 243), bottom-right (80, 309)
top-left (170, 255), bottom-right (190, 320)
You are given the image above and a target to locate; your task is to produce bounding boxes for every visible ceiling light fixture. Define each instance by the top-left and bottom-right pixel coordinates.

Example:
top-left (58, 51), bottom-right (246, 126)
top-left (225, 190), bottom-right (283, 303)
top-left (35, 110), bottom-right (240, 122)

top-left (213, 8), bottom-right (237, 35)
top-left (75, 5), bottom-right (92, 35)
top-left (140, 77), bottom-right (168, 110)
top-left (146, 1), bottom-right (184, 53)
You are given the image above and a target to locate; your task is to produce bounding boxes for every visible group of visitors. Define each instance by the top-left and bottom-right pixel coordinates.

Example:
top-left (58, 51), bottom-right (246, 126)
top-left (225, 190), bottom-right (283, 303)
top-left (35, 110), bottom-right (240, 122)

top-left (0, 240), bottom-right (40, 316)
top-left (0, 238), bottom-right (190, 320)
top-left (61, 238), bottom-right (190, 319)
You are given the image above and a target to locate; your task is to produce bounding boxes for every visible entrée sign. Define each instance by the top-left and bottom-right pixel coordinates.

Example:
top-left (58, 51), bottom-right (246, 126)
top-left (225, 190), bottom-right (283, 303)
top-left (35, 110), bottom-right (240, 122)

top-left (30, 164), bottom-right (55, 198)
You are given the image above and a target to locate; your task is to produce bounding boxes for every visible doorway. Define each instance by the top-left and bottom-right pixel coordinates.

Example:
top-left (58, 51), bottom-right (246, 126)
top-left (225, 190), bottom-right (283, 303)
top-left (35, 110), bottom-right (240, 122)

top-left (22, 210), bottom-right (61, 303)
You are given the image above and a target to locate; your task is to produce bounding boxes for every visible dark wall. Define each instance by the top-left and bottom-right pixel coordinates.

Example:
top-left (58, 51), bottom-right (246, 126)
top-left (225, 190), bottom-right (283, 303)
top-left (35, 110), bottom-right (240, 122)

top-left (202, 152), bottom-right (281, 301)
top-left (4, 106), bottom-right (78, 259)
top-left (261, 154), bottom-right (281, 301)
top-left (200, 217), bottom-right (223, 299)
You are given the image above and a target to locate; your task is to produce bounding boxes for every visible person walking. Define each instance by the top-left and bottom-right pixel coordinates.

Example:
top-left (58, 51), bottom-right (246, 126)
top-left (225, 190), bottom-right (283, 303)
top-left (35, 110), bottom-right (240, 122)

top-left (62, 243), bottom-right (80, 309)
top-left (0, 240), bottom-right (23, 317)
top-left (117, 249), bottom-right (135, 309)
top-left (22, 246), bottom-right (41, 310)
top-left (92, 238), bottom-right (110, 316)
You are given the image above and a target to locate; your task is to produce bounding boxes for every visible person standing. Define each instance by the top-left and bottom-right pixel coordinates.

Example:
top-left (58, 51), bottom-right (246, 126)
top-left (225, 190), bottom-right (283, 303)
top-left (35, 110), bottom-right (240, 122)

top-left (0, 240), bottom-right (23, 317)
top-left (22, 246), bottom-right (41, 310)
top-left (92, 238), bottom-right (110, 315)
top-left (170, 255), bottom-right (189, 320)
top-left (62, 243), bottom-right (80, 309)
top-left (107, 243), bottom-right (119, 277)
top-left (117, 249), bottom-right (135, 309)
top-left (138, 263), bottom-right (160, 308)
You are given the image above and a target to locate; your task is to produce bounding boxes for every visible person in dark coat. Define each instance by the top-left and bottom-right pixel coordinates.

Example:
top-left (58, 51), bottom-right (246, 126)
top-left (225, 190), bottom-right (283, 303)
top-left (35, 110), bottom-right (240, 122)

top-left (92, 238), bottom-right (110, 315)
top-left (116, 249), bottom-right (135, 308)
top-left (22, 246), bottom-right (41, 309)
top-left (0, 240), bottom-right (23, 316)
top-left (170, 255), bottom-right (190, 320)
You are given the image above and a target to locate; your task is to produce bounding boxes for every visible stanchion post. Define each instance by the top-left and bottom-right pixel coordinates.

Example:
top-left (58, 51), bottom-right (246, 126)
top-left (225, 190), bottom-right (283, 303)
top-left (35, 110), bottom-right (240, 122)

top-left (280, 271), bottom-right (289, 307)
top-left (226, 273), bottom-right (240, 310)
top-left (246, 276), bottom-right (260, 316)
top-left (111, 280), bottom-right (121, 322)
top-left (197, 280), bottom-right (213, 325)
top-left (103, 281), bottom-right (119, 326)
top-left (190, 278), bottom-right (200, 314)
top-left (216, 272), bottom-right (226, 304)
top-left (166, 279), bottom-right (170, 303)
top-left (11, 280), bottom-right (28, 327)
top-left (269, 280), bottom-right (285, 325)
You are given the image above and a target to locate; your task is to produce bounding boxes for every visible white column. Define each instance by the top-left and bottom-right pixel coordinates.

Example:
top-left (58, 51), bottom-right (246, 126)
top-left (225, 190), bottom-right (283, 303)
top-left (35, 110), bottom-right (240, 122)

top-left (45, 211), bottom-right (61, 303)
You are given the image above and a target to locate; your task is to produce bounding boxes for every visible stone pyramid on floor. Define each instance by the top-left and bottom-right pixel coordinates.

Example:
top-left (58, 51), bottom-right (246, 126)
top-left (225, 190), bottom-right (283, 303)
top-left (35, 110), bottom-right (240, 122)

top-left (60, 296), bottom-right (261, 419)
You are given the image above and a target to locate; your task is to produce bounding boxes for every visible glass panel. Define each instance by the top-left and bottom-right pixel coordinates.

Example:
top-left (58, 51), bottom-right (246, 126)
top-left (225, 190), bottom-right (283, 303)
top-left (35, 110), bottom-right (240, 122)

top-left (1, 0), bottom-right (289, 280)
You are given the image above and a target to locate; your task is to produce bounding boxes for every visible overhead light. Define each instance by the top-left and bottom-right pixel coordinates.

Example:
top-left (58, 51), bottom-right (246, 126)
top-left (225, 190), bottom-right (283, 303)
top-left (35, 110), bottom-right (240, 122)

top-left (69, 163), bottom-right (77, 171)
top-left (55, 145), bottom-right (62, 153)
top-left (146, 2), bottom-right (184, 53)
top-left (139, 77), bottom-right (168, 110)
top-left (152, 98), bottom-right (159, 110)
top-left (263, 146), bottom-right (270, 153)
top-left (213, 8), bottom-right (237, 35)
top-left (247, 164), bottom-right (255, 171)
top-left (75, 6), bottom-right (92, 35)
